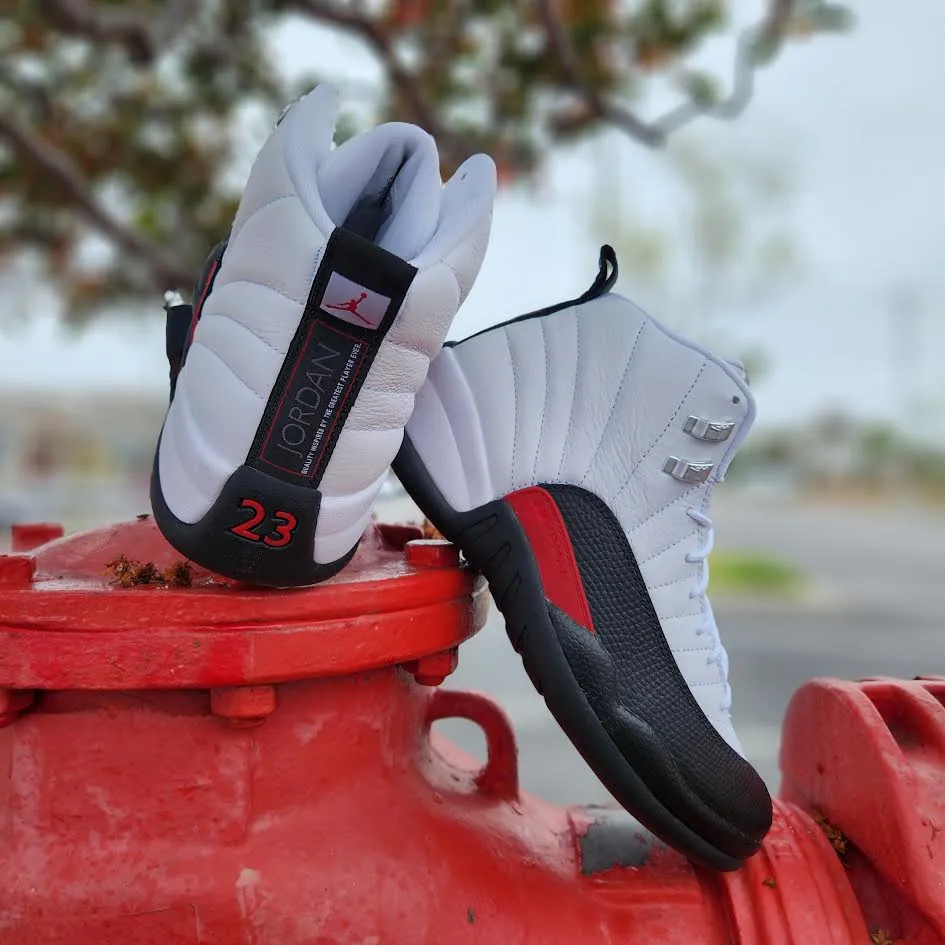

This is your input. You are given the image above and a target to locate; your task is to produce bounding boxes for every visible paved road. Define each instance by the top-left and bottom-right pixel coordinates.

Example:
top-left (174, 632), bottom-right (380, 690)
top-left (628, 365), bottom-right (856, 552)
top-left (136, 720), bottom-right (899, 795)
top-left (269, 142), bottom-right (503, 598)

top-left (378, 491), bottom-right (944, 802)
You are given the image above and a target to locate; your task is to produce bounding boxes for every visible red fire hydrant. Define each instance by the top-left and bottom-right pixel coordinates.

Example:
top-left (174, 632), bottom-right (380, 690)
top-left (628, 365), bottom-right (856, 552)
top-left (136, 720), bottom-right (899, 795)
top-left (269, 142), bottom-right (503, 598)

top-left (0, 517), bottom-right (941, 944)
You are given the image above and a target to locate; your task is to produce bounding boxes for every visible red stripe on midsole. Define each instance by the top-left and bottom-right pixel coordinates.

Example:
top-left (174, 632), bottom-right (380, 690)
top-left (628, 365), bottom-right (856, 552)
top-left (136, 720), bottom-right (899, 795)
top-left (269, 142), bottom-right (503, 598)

top-left (505, 486), bottom-right (594, 633)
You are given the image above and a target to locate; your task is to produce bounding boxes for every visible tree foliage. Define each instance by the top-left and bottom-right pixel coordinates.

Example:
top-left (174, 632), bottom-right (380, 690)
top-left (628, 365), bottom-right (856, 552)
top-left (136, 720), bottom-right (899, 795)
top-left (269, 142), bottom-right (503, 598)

top-left (0, 0), bottom-right (852, 320)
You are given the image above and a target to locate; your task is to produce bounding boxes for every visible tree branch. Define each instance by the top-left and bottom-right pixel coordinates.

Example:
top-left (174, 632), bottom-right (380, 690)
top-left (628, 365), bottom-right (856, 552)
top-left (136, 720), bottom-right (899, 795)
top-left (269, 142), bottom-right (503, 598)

top-left (538, 0), bottom-right (664, 146)
top-left (285, 0), bottom-right (473, 169)
top-left (37, 0), bottom-right (200, 63)
top-left (539, 0), bottom-right (798, 147)
top-left (653, 0), bottom-right (797, 136)
top-left (0, 110), bottom-right (194, 289)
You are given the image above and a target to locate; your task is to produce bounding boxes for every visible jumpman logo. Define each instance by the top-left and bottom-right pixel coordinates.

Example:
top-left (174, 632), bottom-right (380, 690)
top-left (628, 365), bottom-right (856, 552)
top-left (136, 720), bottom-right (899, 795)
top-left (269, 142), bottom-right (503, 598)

top-left (324, 292), bottom-right (370, 324)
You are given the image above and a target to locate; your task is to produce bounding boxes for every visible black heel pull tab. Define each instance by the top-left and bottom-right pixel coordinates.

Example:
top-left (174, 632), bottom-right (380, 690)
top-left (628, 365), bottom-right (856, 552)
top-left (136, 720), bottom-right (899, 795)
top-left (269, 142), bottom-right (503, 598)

top-left (164, 291), bottom-right (193, 402)
top-left (165, 238), bottom-right (230, 403)
top-left (578, 245), bottom-right (619, 303)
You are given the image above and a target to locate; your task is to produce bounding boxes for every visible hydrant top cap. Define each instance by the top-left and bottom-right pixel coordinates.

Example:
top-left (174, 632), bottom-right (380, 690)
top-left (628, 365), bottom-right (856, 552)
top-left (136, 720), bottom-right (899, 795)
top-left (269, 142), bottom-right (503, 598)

top-left (0, 517), bottom-right (487, 691)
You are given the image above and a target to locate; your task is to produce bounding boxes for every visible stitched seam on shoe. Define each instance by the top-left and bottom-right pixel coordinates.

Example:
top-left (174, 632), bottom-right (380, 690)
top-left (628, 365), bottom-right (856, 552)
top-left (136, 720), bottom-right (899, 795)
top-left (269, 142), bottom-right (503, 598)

top-left (171, 383), bottom-right (233, 486)
top-left (386, 339), bottom-right (433, 358)
top-left (218, 278), bottom-right (305, 307)
top-left (532, 317), bottom-right (550, 484)
top-left (579, 318), bottom-right (647, 486)
top-left (440, 256), bottom-right (465, 303)
top-left (631, 488), bottom-right (700, 534)
top-left (424, 373), bottom-right (472, 510)
top-left (200, 310), bottom-right (283, 357)
top-left (506, 328), bottom-right (520, 490)
top-left (555, 316), bottom-right (581, 479)
top-left (449, 352), bottom-right (494, 503)
top-left (660, 607), bottom-right (703, 621)
top-left (640, 531), bottom-right (695, 565)
top-left (455, 349), bottom-right (500, 501)
top-left (612, 359), bottom-right (708, 502)
top-left (229, 193), bottom-right (294, 245)
top-left (191, 340), bottom-right (265, 402)
top-left (648, 573), bottom-right (691, 591)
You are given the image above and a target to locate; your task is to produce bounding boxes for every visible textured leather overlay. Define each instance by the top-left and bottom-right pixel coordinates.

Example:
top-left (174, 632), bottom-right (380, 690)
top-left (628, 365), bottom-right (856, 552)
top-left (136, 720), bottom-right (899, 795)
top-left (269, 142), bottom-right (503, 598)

top-left (506, 486), bottom-right (595, 633)
top-left (544, 482), bottom-right (771, 838)
top-left (248, 227), bottom-right (417, 486)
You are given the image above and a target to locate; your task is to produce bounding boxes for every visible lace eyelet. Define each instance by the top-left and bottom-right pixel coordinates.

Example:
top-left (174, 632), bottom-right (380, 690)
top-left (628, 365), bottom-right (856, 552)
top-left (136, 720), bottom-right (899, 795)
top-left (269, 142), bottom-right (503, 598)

top-left (684, 554), bottom-right (695, 564)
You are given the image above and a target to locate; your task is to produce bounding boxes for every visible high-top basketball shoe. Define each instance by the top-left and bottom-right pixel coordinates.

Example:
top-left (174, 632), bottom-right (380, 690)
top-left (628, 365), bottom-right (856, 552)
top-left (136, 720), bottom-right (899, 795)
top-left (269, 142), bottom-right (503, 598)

top-left (151, 85), bottom-right (497, 587)
top-left (393, 246), bottom-right (772, 870)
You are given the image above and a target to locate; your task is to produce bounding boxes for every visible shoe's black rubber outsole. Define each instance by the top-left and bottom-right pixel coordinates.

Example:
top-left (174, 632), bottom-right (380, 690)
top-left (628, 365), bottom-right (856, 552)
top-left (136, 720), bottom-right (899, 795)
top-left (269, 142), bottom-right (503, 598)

top-left (394, 435), bottom-right (762, 871)
top-left (150, 440), bottom-right (356, 589)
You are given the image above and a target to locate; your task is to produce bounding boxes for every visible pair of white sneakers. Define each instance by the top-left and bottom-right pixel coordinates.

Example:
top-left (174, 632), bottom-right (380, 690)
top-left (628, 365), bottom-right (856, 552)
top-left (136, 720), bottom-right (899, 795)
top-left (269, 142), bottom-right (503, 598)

top-left (152, 85), bottom-right (772, 870)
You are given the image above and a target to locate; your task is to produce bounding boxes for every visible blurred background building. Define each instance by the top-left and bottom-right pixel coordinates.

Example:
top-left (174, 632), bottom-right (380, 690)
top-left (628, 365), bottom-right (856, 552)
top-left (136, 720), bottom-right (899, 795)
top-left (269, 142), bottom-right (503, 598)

top-left (0, 0), bottom-right (941, 798)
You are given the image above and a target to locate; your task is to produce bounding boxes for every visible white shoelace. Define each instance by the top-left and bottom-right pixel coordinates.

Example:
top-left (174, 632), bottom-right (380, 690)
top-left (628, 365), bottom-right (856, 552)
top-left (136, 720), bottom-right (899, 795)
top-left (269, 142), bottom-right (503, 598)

top-left (685, 505), bottom-right (732, 714)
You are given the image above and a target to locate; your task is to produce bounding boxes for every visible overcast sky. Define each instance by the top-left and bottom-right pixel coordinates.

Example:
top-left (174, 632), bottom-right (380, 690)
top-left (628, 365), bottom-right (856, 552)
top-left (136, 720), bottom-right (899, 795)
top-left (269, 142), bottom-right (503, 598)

top-left (1, 0), bottom-right (942, 436)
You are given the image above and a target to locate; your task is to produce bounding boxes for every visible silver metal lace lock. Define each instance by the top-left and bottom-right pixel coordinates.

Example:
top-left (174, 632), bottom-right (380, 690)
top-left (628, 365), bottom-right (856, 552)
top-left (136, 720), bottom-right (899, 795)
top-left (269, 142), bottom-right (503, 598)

top-left (684, 416), bottom-right (735, 443)
top-left (663, 456), bottom-right (714, 483)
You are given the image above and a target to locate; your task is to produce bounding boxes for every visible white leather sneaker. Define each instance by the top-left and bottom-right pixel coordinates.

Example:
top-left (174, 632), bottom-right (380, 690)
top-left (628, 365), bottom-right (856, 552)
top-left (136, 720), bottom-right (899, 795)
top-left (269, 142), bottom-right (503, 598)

top-left (152, 85), bottom-right (497, 586)
top-left (394, 246), bottom-right (772, 869)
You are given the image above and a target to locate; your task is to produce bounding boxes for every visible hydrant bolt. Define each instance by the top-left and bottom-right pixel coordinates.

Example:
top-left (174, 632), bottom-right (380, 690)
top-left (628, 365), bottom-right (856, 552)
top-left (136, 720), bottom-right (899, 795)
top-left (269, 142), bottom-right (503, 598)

top-left (404, 539), bottom-right (461, 570)
top-left (10, 523), bottom-right (65, 552)
top-left (0, 554), bottom-right (35, 589)
top-left (210, 685), bottom-right (277, 727)
top-left (405, 648), bottom-right (459, 687)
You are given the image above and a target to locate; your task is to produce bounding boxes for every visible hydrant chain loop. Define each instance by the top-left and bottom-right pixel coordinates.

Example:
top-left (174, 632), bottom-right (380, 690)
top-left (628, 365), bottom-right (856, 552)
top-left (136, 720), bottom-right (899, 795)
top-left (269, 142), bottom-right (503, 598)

top-left (425, 688), bottom-right (520, 801)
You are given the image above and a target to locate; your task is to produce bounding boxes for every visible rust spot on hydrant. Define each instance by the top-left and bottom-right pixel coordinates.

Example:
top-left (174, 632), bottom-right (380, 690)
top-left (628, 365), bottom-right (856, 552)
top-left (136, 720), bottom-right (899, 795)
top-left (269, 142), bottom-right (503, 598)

top-left (813, 811), bottom-right (849, 861)
top-left (105, 556), bottom-right (193, 588)
top-left (164, 560), bottom-right (194, 587)
top-left (870, 930), bottom-right (896, 945)
top-left (106, 555), bottom-right (155, 587)
top-left (421, 518), bottom-right (445, 540)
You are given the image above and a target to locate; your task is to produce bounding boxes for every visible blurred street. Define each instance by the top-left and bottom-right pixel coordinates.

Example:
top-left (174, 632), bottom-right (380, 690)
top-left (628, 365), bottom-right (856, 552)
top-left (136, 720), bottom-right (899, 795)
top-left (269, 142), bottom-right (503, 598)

top-left (377, 491), bottom-right (944, 800)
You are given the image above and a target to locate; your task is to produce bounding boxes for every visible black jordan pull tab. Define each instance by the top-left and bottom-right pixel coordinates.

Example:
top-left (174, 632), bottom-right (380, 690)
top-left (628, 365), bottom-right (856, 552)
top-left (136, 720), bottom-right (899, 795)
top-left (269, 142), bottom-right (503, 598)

top-left (578, 245), bottom-right (618, 303)
top-left (247, 227), bottom-right (418, 489)
top-left (192, 239), bottom-right (229, 314)
top-left (164, 293), bottom-right (193, 402)
top-left (165, 238), bottom-right (230, 403)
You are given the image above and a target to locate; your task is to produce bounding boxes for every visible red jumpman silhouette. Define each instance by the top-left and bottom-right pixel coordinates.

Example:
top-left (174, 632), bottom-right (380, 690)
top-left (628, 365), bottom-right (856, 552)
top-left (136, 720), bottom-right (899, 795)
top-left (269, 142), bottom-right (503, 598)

top-left (325, 291), bottom-right (371, 324)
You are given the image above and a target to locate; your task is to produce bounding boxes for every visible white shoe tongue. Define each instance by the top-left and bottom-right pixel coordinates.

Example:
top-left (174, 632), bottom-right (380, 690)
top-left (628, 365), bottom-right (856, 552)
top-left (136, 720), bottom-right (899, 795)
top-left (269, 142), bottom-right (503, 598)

top-left (316, 122), bottom-right (441, 261)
